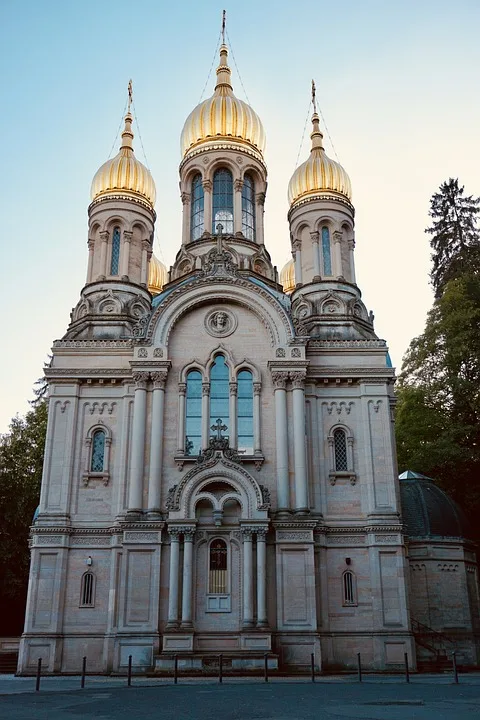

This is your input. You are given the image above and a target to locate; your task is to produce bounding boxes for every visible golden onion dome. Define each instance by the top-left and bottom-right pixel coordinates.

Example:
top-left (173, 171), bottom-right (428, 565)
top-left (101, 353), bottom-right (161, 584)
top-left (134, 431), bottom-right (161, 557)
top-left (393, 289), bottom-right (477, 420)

top-left (288, 112), bottom-right (351, 207)
top-left (91, 111), bottom-right (156, 207)
top-left (280, 258), bottom-right (295, 294)
top-left (180, 44), bottom-right (266, 159)
top-left (148, 253), bottom-right (168, 296)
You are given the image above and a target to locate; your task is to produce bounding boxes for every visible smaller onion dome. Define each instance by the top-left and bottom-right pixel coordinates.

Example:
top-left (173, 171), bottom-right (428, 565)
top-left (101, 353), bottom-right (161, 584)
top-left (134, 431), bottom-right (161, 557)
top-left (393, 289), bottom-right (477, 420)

top-left (288, 110), bottom-right (351, 208)
top-left (148, 254), bottom-right (168, 296)
top-left (91, 107), bottom-right (156, 208)
top-left (399, 471), bottom-right (472, 539)
top-left (280, 258), bottom-right (295, 294)
top-left (180, 43), bottom-right (266, 160)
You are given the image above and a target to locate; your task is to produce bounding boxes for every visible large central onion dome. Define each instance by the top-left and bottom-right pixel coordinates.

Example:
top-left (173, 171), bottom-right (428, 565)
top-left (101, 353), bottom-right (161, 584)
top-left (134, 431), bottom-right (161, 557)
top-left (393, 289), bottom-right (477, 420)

top-left (180, 44), bottom-right (266, 160)
top-left (288, 111), bottom-right (351, 208)
top-left (91, 112), bottom-right (156, 208)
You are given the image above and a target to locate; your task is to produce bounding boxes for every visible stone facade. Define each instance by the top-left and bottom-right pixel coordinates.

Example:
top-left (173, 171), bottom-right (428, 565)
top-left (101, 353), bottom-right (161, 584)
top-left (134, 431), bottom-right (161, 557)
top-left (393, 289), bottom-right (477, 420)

top-left (18, 38), bottom-right (479, 676)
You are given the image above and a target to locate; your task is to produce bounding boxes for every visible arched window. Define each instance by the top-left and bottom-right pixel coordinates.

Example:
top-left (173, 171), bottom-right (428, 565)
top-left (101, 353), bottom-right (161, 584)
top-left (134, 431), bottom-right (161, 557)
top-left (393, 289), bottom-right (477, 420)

top-left (186, 370), bottom-right (202, 456)
top-left (212, 169), bottom-right (234, 234)
top-left (190, 174), bottom-right (204, 241)
top-left (237, 370), bottom-right (253, 454)
top-left (209, 539), bottom-right (227, 593)
top-left (110, 226), bottom-right (121, 275)
top-left (334, 428), bottom-right (348, 471)
top-left (209, 355), bottom-right (229, 442)
top-left (343, 570), bottom-right (356, 606)
top-left (80, 571), bottom-right (95, 607)
top-left (241, 174), bottom-right (255, 240)
top-left (322, 226), bottom-right (332, 276)
top-left (91, 429), bottom-right (106, 472)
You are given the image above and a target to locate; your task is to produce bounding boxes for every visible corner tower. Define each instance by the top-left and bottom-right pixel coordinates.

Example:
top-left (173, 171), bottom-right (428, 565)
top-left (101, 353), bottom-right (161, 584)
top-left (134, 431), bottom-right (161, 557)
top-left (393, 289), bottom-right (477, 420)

top-left (172, 37), bottom-right (274, 282)
top-left (286, 85), bottom-right (375, 341)
top-left (66, 86), bottom-right (156, 340)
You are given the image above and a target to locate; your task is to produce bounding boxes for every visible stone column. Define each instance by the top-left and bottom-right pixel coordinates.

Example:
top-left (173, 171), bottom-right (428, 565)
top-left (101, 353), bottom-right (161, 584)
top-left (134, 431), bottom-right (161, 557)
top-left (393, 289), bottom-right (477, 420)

top-left (255, 192), bottom-right (266, 246)
top-left (177, 382), bottom-right (186, 454)
top-left (242, 528), bottom-right (254, 628)
top-left (310, 231), bottom-right (321, 281)
top-left (201, 382), bottom-right (210, 449)
top-left (202, 180), bottom-right (212, 235)
top-left (181, 529), bottom-right (195, 628)
top-left (86, 239), bottom-right (95, 283)
top-left (181, 192), bottom-right (191, 244)
top-left (253, 382), bottom-right (262, 455)
top-left (234, 178), bottom-right (243, 235)
top-left (166, 528), bottom-right (180, 629)
top-left (127, 372), bottom-right (149, 514)
top-left (98, 230), bottom-right (109, 279)
top-left (333, 231), bottom-right (343, 279)
top-left (293, 240), bottom-right (303, 286)
top-left (147, 371), bottom-right (167, 515)
top-left (348, 238), bottom-right (356, 284)
top-left (229, 381), bottom-right (237, 449)
top-left (121, 230), bottom-right (132, 278)
top-left (291, 371), bottom-right (309, 513)
top-left (140, 239), bottom-right (150, 285)
top-left (256, 529), bottom-right (268, 628)
top-left (272, 372), bottom-right (289, 512)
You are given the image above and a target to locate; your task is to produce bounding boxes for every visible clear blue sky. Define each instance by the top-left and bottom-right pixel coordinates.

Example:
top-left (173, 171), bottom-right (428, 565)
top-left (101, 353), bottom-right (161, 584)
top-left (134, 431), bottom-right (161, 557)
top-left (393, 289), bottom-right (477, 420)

top-left (1, 0), bottom-right (479, 431)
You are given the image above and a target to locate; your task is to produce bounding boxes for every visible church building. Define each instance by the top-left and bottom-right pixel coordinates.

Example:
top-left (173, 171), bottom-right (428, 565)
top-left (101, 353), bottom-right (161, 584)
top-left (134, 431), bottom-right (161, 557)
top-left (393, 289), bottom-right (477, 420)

top-left (18, 35), bottom-right (479, 674)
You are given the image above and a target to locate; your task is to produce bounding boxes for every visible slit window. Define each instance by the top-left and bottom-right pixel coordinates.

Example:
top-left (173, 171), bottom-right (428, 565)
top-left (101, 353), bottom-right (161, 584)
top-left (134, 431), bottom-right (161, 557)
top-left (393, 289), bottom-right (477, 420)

top-left (343, 570), bottom-right (356, 606)
top-left (209, 355), bottom-right (229, 442)
top-left (334, 428), bottom-right (348, 471)
top-left (186, 370), bottom-right (202, 456)
top-left (241, 174), bottom-right (255, 240)
top-left (190, 174), bottom-right (204, 241)
top-left (91, 430), bottom-right (106, 472)
top-left (212, 169), bottom-right (234, 234)
top-left (110, 226), bottom-right (121, 275)
top-left (80, 572), bottom-right (95, 607)
top-left (237, 370), bottom-right (253, 454)
top-left (322, 226), bottom-right (332, 276)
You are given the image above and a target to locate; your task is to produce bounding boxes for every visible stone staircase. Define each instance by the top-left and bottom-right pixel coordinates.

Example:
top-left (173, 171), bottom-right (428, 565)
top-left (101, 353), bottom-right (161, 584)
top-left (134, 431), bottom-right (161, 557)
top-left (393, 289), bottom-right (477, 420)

top-left (411, 618), bottom-right (455, 672)
top-left (0, 653), bottom-right (18, 674)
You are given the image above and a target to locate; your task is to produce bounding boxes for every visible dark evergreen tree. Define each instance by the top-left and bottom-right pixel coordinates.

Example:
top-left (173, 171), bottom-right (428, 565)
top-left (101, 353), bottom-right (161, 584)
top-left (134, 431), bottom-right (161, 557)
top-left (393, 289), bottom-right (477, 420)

top-left (426, 178), bottom-right (480, 298)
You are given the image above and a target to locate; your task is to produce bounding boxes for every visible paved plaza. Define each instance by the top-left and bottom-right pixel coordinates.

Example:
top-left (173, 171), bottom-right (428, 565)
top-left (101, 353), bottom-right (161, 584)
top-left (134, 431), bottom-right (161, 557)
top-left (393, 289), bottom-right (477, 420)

top-left (1, 674), bottom-right (480, 720)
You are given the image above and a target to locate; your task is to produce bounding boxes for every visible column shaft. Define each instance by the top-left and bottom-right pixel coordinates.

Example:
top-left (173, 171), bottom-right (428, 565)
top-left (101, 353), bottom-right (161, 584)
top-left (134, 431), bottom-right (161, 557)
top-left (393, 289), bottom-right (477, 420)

top-left (86, 240), bottom-right (94, 283)
top-left (253, 383), bottom-right (261, 454)
top-left (203, 181), bottom-right (212, 235)
top-left (121, 232), bottom-right (132, 277)
top-left (333, 232), bottom-right (343, 278)
top-left (229, 383), bottom-right (237, 449)
top-left (181, 534), bottom-right (194, 627)
top-left (127, 374), bottom-right (148, 512)
top-left (311, 233), bottom-right (321, 280)
top-left (181, 193), bottom-right (191, 244)
top-left (273, 373), bottom-right (289, 511)
top-left (140, 241), bottom-right (149, 285)
top-left (167, 534), bottom-right (180, 628)
top-left (255, 193), bottom-right (265, 245)
top-left (293, 243), bottom-right (303, 285)
top-left (177, 384), bottom-right (186, 454)
top-left (99, 232), bottom-right (108, 278)
top-left (242, 532), bottom-right (254, 627)
top-left (147, 375), bottom-right (166, 513)
top-left (256, 532), bottom-right (268, 627)
top-left (349, 240), bottom-right (357, 284)
top-left (201, 383), bottom-right (210, 449)
top-left (292, 377), bottom-right (308, 513)
top-left (234, 179), bottom-right (243, 235)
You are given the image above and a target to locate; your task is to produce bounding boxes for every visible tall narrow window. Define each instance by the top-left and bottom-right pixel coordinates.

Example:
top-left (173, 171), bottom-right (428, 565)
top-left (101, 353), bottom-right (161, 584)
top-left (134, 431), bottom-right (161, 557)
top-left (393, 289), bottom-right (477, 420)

top-left (212, 169), bottom-right (234, 234)
top-left (91, 429), bottom-right (106, 472)
top-left (343, 570), bottom-right (356, 605)
top-left (110, 226), bottom-right (121, 275)
top-left (209, 355), bottom-right (229, 441)
top-left (209, 539), bottom-right (227, 593)
top-left (190, 174), bottom-right (204, 241)
top-left (80, 572), bottom-right (95, 607)
top-left (237, 370), bottom-right (253, 454)
top-left (241, 174), bottom-right (255, 240)
top-left (334, 428), bottom-right (348, 471)
top-left (186, 370), bottom-right (202, 456)
top-left (322, 226), bottom-right (332, 276)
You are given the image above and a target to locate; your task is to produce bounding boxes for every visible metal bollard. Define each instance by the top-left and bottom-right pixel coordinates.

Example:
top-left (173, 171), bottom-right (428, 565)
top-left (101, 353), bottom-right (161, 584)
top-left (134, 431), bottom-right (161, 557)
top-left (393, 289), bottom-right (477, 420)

top-left (174, 654), bottom-right (178, 684)
top-left (452, 651), bottom-right (459, 684)
top-left (35, 657), bottom-right (42, 692)
top-left (357, 652), bottom-right (362, 682)
top-left (81, 656), bottom-right (87, 688)
top-left (404, 652), bottom-right (409, 683)
top-left (219, 654), bottom-right (223, 683)
top-left (264, 653), bottom-right (269, 683)
top-left (311, 653), bottom-right (315, 682)
top-left (127, 654), bottom-right (132, 686)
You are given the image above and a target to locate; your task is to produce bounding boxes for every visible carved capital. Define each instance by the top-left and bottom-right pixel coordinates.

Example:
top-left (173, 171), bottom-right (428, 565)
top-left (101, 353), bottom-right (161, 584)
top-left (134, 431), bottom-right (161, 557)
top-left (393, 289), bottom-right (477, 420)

top-left (87, 238), bottom-right (95, 251)
top-left (99, 231), bottom-right (109, 243)
top-left (310, 231), bottom-right (319, 244)
top-left (255, 192), bottom-right (266, 206)
top-left (202, 180), bottom-right (212, 192)
top-left (181, 191), bottom-right (191, 205)
top-left (132, 371), bottom-right (149, 389)
top-left (253, 382), bottom-right (262, 396)
top-left (333, 230), bottom-right (342, 244)
top-left (292, 239), bottom-right (302, 252)
top-left (151, 371), bottom-right (168, 390)
top-left (271, 371), bottom-right (289, 390)
top-left (123, 230), bottom-right (133, 243)
top-left (348, 238), bottom-right (355, 250)
top-left (241, 527), bottom-right (254, 541)
top-left (229, 381), bottom-right (238, 396)
top-left (142, 239), bottom-right (151, 251)
top-left (168, 527), bottom-right (181, 540)
top-left (290, 371), bottom-right (306, 389)
top-left (256, 527), bottom-right (268, 540)
top-left (178, 382), bottom-right (187, 396)
top-left (181, 527), bottom-right (196, 542)
top-left (234, 178), bottom-right (244, 192)
top-left (202, 382), bottom-right (210, 397)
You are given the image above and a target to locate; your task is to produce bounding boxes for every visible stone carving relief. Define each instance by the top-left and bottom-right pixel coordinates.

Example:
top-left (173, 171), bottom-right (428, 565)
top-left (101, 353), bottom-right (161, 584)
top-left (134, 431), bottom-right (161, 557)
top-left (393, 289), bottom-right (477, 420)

top-left (324, 401), bottom-right (354, 416)
top-left (275, 348), bottom-right (286, 358)
top-left (97, 290), bottom-right (122, 315)
top-left (277, 531), bottom-right (311, 541)
top-left (204, 308), bottom-right (238, 338)
top-left (374, 534), bottom-right (398, 543)
top-left (137, 348), bottom-right (148, 358)
top-left (438, 563), bottom-right (459, 572)
top-left (153, 348), bottom-right (164, 358)
top-left (132, 312), bottom-right (151, 339)
top-left (86, 401), bottom-right (116, 416)
top-left (291, 348), bottom-right (301, 358)
top-left (328, 535), bottom-right (366, 545)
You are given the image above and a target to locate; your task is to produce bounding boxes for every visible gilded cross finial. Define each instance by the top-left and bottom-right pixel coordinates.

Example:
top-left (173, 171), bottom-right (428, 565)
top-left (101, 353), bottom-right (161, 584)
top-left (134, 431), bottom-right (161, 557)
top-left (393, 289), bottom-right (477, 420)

top-left (222, 9), bottom-right (226, 44)
top-left (127, 79), bottom-right (133, 113)
top-left (311, 79), bottom-right (317, 113)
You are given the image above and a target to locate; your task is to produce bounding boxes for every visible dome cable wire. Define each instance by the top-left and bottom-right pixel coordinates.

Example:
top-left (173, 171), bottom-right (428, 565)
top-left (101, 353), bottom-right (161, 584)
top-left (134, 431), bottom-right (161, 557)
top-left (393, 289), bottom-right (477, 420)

top-left (107, 100), bottom-right (128, 159)
top-left (198, 30), bottom-right (222, 104)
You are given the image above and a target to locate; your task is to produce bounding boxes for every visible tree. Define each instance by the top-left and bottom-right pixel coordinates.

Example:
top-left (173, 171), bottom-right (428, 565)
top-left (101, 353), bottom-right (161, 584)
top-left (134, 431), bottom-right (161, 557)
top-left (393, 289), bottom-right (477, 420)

top-left (426, 178), bottom-right (480, 298)
top-left (0, 402), bottom-right (48, 634)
